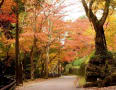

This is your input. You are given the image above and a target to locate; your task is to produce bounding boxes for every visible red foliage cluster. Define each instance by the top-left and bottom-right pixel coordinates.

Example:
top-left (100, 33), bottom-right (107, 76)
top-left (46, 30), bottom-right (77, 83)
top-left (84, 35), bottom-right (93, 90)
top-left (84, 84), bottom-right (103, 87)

top-left (0, 13), bottom-right (16, 23)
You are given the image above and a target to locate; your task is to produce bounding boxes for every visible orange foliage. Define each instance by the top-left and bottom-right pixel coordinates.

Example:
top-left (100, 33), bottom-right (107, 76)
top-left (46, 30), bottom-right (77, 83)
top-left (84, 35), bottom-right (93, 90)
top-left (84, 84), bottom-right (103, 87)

top-left (62, 18), bottom-right (94, 62)
top-left (2, 0), bottom-right (16, 13)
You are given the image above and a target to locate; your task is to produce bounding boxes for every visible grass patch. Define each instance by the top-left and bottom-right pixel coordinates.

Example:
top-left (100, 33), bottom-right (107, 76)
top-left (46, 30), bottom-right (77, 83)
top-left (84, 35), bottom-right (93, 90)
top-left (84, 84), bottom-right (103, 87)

top-left (75, 76), bottom-right (86, 87)
top-left (78, 76), bottom-right (86, 87)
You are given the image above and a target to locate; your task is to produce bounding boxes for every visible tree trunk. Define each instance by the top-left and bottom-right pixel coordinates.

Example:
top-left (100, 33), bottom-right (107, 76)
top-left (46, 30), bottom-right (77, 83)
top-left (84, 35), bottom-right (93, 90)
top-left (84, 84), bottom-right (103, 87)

top-left (30, 47), bottom-right (34, 79)
top-left (19, 62), bottom-right (23, 84)
top-left (94, 26), bottom-right (107, 55)
top-left (15, 10), bottom-right (23, 85)
top-left (45, 46), bottom-right (49, 78)
top-left (22, 52), bottom-right (26, 80)
top-left (58, 61), bottom-right (61, 76)
top-left (41, 61), bottom-right (45, 77)
top-left (29, 0), bottom-right (37, 79)
top-left (86, 25), bottom-right (112, 86)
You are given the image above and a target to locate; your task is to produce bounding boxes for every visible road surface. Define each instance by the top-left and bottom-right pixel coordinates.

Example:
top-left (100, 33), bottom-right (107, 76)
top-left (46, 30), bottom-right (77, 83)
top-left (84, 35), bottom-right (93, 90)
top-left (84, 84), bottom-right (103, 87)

top-left (15, 76), bottom-right (116, 90)
top-left (16, 76), bottom-right (79, 90)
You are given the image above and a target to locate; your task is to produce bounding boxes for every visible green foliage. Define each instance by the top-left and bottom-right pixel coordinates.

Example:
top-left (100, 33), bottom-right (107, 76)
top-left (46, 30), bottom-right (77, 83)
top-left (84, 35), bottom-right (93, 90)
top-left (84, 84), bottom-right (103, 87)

top-left (13, 0), bottom-right (25, 14)
top-left (90, 51), bottom-right (113, 62)
top-left (77, 76), bottom-right (86, 87)
top-left (64, 63), bottom-right (72, 74)
top-left (0, 42), bottom-right (4, 48)
top-left (64, 51), bottom-right (95, 75)
top-left (0, 42), bottom-right (11, 54)
top-left (38, 0), bottom-right (44, 3)
top-left (34, 68), bottom-right (40, 78)
top-left (74, 51), bottom-right (95, 76)
top-left (72, 57), bottom-right (86, 66)
top-left (77, 62), bottom-right (86, 76)
top-left (79, 15), bottom-right (87, 19)
top-left (113, 52), bottom-right (116, 59)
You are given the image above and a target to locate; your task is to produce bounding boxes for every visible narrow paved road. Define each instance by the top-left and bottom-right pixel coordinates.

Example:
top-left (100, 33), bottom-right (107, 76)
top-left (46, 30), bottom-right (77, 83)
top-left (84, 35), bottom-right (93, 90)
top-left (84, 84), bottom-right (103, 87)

top-left (16, 76), bottom-right (116, 90)
top-left (16, 76), bottom-right (79, 90)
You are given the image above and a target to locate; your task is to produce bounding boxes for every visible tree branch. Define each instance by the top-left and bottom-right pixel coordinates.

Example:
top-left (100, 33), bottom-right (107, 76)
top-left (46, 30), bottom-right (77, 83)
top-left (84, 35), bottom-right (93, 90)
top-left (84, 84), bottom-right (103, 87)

top-left (88, 0), bottom-right (98, 23)
top-left (81, 0), bottom-right (98, 24)
top-left (89, 0), bottom-right (95, 10)
top-left (0, 0), bottom-right (4, 8)
top-left (81, 0), bottom-right (89, 17)
top-left (99, 0), bottom-right (110, 26)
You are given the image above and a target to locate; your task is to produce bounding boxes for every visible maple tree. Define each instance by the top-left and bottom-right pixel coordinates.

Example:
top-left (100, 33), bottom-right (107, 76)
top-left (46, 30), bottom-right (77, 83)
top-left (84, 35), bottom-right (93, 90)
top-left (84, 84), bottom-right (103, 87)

top-left (19, 0), bottom-right (67, 79)
top-left (1, 0), bottom-right (116, 88)
top-left (0, 0), bottom-right (16, 39)
top-left (62, 18), bottom-right (94, 62)
top-left (0, 0), bottom-right (25, 85)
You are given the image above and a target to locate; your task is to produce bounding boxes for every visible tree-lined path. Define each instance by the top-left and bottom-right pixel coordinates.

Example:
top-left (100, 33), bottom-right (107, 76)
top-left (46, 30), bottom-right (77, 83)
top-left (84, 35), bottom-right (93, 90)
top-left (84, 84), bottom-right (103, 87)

top-left (1, 0), bottom-right (116, 89)
top-left (16, 76), bottom-right (78, 90)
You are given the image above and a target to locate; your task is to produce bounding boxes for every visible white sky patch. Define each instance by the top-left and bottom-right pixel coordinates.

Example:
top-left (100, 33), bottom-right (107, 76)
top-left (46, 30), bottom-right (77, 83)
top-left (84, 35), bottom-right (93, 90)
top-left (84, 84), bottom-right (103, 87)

top-left (96, 10), bottom-right (104, 20)
top-left (62, 0), bottom-right (85, 21)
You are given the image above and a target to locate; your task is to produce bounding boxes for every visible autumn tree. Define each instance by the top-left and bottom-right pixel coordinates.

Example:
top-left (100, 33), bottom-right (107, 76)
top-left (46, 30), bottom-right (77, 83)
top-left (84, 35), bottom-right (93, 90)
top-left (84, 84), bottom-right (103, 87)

top-left (81, 0), bottom-right (110, 54)
top-left (0, 0), bottom-right (24, 85)
top-left (81, 0), bottom-right (115, 87)
top-left (19, 0), bottom-right (66, 79)
top-left (13, 0), bottom-right (25, 85)
top-left (38, 0), bottom-right (66, 78)
top-left (105, 13), bottom-right (116, 51)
